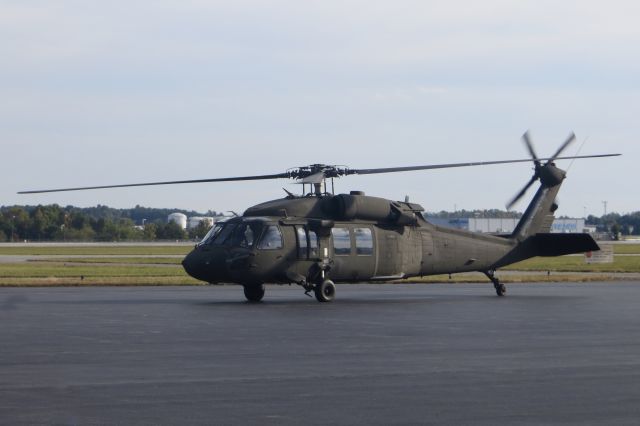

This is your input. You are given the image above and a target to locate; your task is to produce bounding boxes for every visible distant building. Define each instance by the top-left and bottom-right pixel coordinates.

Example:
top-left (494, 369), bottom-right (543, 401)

top-left (584, 225), bottom-right (597, 234)
top-left (427, 217), bottom-right (586, 234)
top-left (167, 213), bottom-right (188, 230)
top-left (551, 219), bottom-right (585, 233)
top-left (187, 216), bottom-right (215, 229)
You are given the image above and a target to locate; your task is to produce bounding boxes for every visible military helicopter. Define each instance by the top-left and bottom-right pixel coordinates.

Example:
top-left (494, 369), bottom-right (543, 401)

top-left (20, 132), bottom-right (619, 302)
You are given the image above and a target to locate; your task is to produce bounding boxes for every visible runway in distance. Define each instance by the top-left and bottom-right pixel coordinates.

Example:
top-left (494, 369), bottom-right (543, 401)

top-left (20, 132), bottom-right (620, 302)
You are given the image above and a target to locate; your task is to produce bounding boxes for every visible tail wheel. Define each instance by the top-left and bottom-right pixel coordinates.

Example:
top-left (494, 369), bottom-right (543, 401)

top-left (243, 284), bottom-right (265, 303)
top-left (314, 280), bottom-right (336, 303)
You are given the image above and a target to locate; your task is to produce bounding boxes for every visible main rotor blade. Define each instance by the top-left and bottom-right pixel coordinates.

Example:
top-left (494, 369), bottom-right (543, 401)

top-left (522, 131), bottom-right (541, 167)
top-left (18, 173), bottom-right (291, 194)
top-left (548, 132), bottom-right (576, 162)
top-left (506, 176), bottom-right (538, 210)
top-left (18, 153), bottom-right (620, 195)
top-left (348, 154), bottom-right (620, 176)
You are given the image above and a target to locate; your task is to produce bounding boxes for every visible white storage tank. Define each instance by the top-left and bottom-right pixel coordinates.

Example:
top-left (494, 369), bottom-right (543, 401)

top-left (167, 213), bottom-right (188, 229)
top-left (187, 216), bottom-right (214, 229)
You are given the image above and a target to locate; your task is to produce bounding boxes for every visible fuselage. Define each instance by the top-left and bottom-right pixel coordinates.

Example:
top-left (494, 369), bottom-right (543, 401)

top-left (182, 193), bottom-right (517, 286)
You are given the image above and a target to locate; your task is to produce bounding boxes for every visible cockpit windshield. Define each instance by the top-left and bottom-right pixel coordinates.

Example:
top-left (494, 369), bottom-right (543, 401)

top-left (199, 219), bottom-right (283, 249)
top-left (199, 222), bottom-right (224, 245)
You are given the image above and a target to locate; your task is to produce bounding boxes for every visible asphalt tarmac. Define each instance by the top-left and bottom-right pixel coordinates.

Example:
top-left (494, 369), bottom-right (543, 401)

top-left (1, 283), bottom-right (640, 425)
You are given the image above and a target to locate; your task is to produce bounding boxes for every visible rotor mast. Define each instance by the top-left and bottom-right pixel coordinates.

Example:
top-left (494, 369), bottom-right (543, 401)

top-left (292, 164), bottom-right (345, 197)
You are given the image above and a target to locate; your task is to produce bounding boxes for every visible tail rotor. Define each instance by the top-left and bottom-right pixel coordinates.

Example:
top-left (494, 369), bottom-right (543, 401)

top-left (506, 131), bottom-right (576, 210)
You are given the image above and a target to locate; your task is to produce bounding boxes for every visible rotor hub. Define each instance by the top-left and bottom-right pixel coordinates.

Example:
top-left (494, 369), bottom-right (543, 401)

top-left (538, 164), bottom-right (566, 187)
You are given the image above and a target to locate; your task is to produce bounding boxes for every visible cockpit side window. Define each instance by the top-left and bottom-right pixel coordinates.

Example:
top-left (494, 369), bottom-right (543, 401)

top-left (229, 223), bottom-right (260, 248)
top-left (296, 226), bottom-right (319, 259)
top-left (296, 226), bottom-right (307, 259)
top-left (257, 225), bottom-right (283, 250)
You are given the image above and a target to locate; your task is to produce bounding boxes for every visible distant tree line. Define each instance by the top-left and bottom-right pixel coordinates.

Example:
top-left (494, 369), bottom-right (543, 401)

top-left (586, 212), bottom-right (640, 237)
top-left (0, 205), bottom-right (220, 242)
top-left (1, 204), bottom-right (639, 242)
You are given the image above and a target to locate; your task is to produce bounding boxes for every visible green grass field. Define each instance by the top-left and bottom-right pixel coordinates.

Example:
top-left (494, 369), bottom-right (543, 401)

top-left (403, 272), bottom-right (621, 284)
top-left (0, 243), bottom-right (637, 286)
top-left (30, 257), bottom-right (183, 265)
top-left (504, 255), bottom-right (640, 273)
top-left (0, 262), bottom-right (200, 286)
top-left (614, 244), bottom-right (640, 254)
top-left (0, 245), bottom-right (196, 286)
top-left (0, 245), bottom-right (192, 256)
top-left (1, 243), bottom-right (637, 256)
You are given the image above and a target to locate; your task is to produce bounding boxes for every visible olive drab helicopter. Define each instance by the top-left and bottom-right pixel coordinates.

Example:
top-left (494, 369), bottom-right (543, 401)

top-left (20, 132), bottom-right (619, 303)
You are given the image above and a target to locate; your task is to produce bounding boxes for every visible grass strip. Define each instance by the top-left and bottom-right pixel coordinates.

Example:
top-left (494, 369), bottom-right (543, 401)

top-left (614, 244), bottom-right (640, 254)
top-left (30, 257), bottom-right (183, 265)
top-left (0, 263), bottom-right (187, 278)
top-left (402, 272), bottom-right (632, 284)
top-left (503, 255), bottom-right (640, 273)
top-left (0, 276), bottom-right (203, 286)
top-left (0, 246), bottom-right (192, 256)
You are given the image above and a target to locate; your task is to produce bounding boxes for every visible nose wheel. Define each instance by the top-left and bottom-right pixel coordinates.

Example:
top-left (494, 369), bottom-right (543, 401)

top-left (243, 284), bottom-right (265, 303)
top-left (314, 279), bottom-right (336, 303)
top-left (484, 270), bottom-right (506, 297)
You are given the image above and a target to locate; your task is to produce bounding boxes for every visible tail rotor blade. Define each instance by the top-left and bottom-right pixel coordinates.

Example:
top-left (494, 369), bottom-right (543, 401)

top-left (548, 132), bottom-right (576, 162)
top-left (522, 131), bottom-right (541, 167)
top-left (506, 176), bottom-right (537, 210)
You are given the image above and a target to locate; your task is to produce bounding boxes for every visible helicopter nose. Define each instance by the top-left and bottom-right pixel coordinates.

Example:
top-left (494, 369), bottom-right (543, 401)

top-left (182, 247), bottom-right (231, 283)
top-left (182, 249), bottom-right (207, 281)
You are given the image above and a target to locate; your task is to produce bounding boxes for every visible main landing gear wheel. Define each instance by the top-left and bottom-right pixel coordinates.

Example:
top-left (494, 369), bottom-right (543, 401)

top-left (314, 280), bottom-right (336, 303)
top-left (243, 284), bottom-right (265, 303)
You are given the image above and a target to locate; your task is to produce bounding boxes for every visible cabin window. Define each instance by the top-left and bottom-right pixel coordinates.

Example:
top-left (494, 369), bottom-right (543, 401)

top-left (332, 227), bottom-right (351, 256)
top-left (354, 228), bottom-right (373, 255)
top-left (257, 225), bottom-right (283, 250)
top-left (296, 226), bottom-right (307, 258)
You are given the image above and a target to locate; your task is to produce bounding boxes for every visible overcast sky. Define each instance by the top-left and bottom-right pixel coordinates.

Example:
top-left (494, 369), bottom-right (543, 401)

top-left (2, 1), bottom-right (637, 217)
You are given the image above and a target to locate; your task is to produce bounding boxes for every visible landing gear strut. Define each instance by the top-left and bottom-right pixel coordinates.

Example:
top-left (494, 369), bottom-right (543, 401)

top-left (299, 259), bottom-right (335, 302)
top-left (484, 270), bottom-right (506, 297)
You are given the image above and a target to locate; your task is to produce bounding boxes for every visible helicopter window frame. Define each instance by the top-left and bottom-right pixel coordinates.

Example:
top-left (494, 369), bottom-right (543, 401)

top-left (296, 226), bottom-right (307, 259)
top-left (331, 227), bottom-right (352, 256)
top-left (309, 229), bottom-right (319, 258)
top-left (257, 225), bottom-right (283, 250)
top-left (295, 226), bottom-right (320, 259)
top-left (211, 223), bottom-right (236, 246)
top-left (229, 223), bottom-right (260, 248)
top-left (354, 227), bottom-right (374, 256)
top-left (200, 222), bottom-right (223, 245)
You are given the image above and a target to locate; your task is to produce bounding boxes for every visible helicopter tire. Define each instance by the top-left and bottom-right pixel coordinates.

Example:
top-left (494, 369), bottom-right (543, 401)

top-left (314, 280), bottom-right (336, 303)
top-left (243, 284), bottom-right (265, 303)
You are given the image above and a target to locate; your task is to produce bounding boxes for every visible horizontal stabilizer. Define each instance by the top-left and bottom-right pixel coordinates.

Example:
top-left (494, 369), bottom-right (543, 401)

top-left (530, 233), bottom-right (600, 257)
